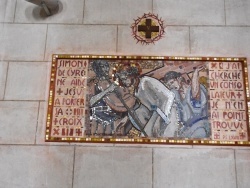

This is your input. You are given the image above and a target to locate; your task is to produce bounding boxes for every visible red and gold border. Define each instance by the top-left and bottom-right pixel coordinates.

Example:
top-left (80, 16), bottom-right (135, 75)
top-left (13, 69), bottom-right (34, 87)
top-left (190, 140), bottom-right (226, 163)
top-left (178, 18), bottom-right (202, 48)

top-left (46, 55), bottom-right (250, 146)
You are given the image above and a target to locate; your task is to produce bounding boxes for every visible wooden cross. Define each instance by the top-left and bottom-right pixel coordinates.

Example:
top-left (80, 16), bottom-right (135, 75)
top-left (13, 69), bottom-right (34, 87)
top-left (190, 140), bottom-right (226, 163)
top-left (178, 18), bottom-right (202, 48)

top-left (138, 19), bottom-right (159, 39)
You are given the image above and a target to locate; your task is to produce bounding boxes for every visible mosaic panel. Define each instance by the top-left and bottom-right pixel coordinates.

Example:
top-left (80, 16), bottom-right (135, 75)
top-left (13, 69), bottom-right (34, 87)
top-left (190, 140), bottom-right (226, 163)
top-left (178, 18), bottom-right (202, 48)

top-left (46, 55), bottom-right (250, 146)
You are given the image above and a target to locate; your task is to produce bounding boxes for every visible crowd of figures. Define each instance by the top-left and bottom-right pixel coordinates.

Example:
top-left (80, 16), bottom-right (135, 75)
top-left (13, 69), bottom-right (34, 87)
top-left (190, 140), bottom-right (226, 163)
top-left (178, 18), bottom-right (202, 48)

top-left (87, 60), bottom-right (211, 139)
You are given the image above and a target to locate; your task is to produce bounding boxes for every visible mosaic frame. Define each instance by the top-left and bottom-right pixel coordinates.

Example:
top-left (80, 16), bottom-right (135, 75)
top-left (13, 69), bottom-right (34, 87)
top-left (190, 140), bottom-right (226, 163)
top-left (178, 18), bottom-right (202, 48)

top-left (46, 55), bottom-right (250, 146)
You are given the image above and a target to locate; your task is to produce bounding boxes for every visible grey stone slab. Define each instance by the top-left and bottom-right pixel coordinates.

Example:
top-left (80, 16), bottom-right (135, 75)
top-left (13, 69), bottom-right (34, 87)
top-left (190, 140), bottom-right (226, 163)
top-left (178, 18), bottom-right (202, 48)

top-left (154, 148), bottom-right (236, 188)
top-left (0, 101), bottom-right (38, 144)
top-left (117, 26), bottom-right (189, 56)
top-left (0, 0), bottom-right (16, 23)
top-left (190, 27), bottom-right (250, 57)
top-left (194, 145), bottom-right (250, 150)
top-left (5, 62), bottom-right (48, 100)
top-left (153, 0), bottom-right (225, 25)
top-left (84, 0), bottom-right (152, 24)
top-left (0, 24), bottom-right (47, 61)
top-left (0, 62), bottom-right (8, 100)
top-left (45, 25), bottom-right (117, 60)
top-left (235, 149), bottom-right (250, 188)
top-left (15, 0), bottom-right (84, 24)
top-left (74, 147), bottom-right (152, 188)
top-left (226, 0), bottom-right (250, 26)
top-left (0, 145), bottom-right (74, 188)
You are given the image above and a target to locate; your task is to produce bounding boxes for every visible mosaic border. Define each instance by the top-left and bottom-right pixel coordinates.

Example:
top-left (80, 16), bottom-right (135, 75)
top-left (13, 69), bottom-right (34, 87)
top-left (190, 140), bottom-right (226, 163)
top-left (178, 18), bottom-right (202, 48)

top-left (46, 55), bottom-right (250, 146)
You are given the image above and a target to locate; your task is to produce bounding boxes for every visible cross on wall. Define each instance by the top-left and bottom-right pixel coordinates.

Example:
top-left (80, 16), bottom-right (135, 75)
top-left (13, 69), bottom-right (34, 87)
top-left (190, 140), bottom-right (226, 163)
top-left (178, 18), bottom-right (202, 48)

top-left (138, 19), bottom-right (160, 39)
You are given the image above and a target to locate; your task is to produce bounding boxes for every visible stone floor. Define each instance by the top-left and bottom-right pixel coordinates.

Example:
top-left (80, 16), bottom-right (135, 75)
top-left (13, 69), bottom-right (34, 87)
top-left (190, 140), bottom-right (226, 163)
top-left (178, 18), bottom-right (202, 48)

top-left (1, 0), bottom-right (250, 187)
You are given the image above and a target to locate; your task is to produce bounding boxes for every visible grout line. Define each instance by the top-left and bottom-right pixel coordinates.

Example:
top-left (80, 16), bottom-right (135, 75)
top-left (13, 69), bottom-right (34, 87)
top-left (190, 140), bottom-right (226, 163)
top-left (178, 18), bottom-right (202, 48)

top-left (0, 143), bottom-right (249, 149)
top-left (3, 62), bottom-right (9, 100)
top-left (13, 0), bottom-right (18, 23)
top-left (2, 60), bottom-right (50, 63)
top-left (34, 101), bottom-right (41, 144)
top-left (152, 148), bottom-right (154, 188)
top-left (71, 146), bottom-right (76, 188)
top-left (189, 26), bottom-right (191, 54)
top-left (0, 144), bottom-right (70, 147)
top-left (0, 22), bottom-right (250, 27)
top-left (224, 0), bottom-right (227, 26)
top-left (0, 22), bottom-right (129, 26)
top-left (43, 24), bottom-right (49, 61)
top-left (234, 150), bottom-right (239, 188)
top-left (116, 25), bottom-right (118, 53)
top-left (0, 100), bottom-right (46, 102)
top-left (82, 0), bottom-right (86, 24)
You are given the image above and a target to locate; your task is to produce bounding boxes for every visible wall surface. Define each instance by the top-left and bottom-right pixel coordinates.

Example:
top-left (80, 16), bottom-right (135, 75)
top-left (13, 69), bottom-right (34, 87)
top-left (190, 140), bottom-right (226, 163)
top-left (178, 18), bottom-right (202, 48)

top-left (1, 0), bottom-right (250, 187)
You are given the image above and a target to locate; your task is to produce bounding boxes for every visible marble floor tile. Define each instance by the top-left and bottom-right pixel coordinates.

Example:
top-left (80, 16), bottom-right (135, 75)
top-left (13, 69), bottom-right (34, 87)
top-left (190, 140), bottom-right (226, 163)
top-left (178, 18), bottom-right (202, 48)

top-left (5, 61), bottom-right (48, 100)
top-left (153, 148), bottom-right (236, 188)
top-left (0, 101), bottom-right (39, 144)
top-left (15, 0), bottom-right (84, 24)
top-left (226, 0), bottom-right (250, 26)
top-left (0, 24), bottom-right (47, 61)
top-left (45, 25), bottom-right (117, 60)
top-left (0, 0), bottom-right (16, 23)
top-left (0, 145), bottom-right (74, 188)
top-left (235, 149), bottom-right (250, 188)
top-left (74, 147), bottom-right (152, 188)
top-left (84, 0), bottom-right (152, 24)
top-left (190, 26), bottom-right (250, 57)
top-left (117, 26), bottom-right (189, 56)
top-left (153, 0), bottom-right (225, 25)
top-left (0, 61), bottom-right (8, 100)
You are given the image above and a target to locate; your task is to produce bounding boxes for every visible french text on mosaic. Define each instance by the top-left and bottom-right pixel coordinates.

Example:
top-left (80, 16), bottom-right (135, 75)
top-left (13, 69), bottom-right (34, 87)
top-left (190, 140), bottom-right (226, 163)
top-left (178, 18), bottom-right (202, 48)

top-left (51, 59), bottom-right (88, 138)
top-left (209, 62), bottom-right (248, 141)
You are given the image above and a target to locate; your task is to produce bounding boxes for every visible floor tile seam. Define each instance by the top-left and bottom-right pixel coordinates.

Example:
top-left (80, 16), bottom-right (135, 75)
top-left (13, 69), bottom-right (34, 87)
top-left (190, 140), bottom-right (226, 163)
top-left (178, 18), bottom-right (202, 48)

top-left (0, 100), bottom-right (46, 102)
top-left (2, 60), bottom-right (49, 62)
top-left (189, 26), bottom-right (191, 54)
top-left (71, 145), bottom-right (76, 188)
top-left (2, 22), bottom-right (250, 27)
top-left (234, 150), bottom-right (239, 188)
top-left (189, 25), bottom-right (250, 28)
top-left (13, 0), bottom-right (17, 23)
top-left (34, 101), bottom-right (41, 144)
top-left (1, 143), bottom-right (245, 149)
top-left (153, 146), bottom-right (237, 150)
top-left (0, 22), bottom-right (128, 26)
top-left (43, 24), bottom-right (48, 61)
top-left (152, 147), bottom-right (154, 188)
top-left (116, 25), bottom-right (118, 53)
top-left (73, 144), bottom-right (181, 149)
top-left (82, 0), bottom-right (85, 24)
top-left (109, 145), bottom-right (194, 149)
top-left (224, 0), bottom-right (227, 26)
top-left (1, 59), bottom-right (51, 62)
top-left (2, 62), bottom-right (9, 100)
